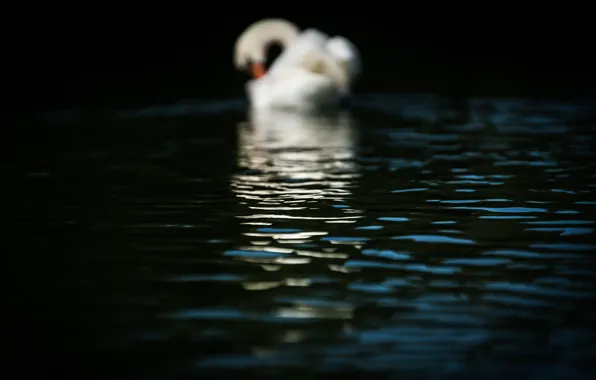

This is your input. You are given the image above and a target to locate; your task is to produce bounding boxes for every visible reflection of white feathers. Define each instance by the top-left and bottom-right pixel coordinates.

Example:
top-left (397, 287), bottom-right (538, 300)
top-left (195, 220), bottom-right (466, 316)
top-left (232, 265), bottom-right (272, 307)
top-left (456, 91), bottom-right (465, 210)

top-left (234, 19), bottom-right (361, 111)
top-left (237, 109), bottom-right (359, 179)
top-left (230, 109), bottom-right (364, 263)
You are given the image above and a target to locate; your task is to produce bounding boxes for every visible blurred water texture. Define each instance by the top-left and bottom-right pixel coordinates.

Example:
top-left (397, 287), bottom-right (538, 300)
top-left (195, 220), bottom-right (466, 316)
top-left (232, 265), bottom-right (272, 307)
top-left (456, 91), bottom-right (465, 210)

top-left (15, 94), bottom-right (596, 379)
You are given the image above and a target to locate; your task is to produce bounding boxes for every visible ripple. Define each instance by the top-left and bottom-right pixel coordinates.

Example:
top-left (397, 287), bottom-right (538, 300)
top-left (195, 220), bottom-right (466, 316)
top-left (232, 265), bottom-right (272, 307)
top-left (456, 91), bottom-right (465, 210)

top-left (378, 216), bottom-right (409, 222)
top-left (349, 282), bottom-right (395, 293)
top-left (531, 243), bottom-right (596, 251)
top-left (362, 249), bottom-right (411, 260)
top-left (344, 260), bottom-right (404, 270)
top-left (522, 220), bottom-right (594, 225)
top-left (224, 249), bottom-right (288, 258)
top-left (479, 215), bottom-right (537, 219)
top-left (450, 206), bottom-right (547, 213)
top-left (257, 228), bottom-right (301, 233)
top-left (404, 264), bottom-right (460, 274)
top-left (320, 236), bottom-right (370, 244)
top-left (391, 188), bottom-right (429, 193)
top-left (354, 225), bottom-right (384, 230)
top-left (237, 214), bottom-right (364, 221)
top-left (393, 235), bottom-right (476, 245)
top-left (484, 282), bottom-right (594, 299)
top-left (443, 258), bottom-right (512, 266)
top-left (483, 249), bottom-right (585, 259)
top-left (164, 307), bottom-right (245, 320)
top-left (526, 227), bottom-right (594, 236)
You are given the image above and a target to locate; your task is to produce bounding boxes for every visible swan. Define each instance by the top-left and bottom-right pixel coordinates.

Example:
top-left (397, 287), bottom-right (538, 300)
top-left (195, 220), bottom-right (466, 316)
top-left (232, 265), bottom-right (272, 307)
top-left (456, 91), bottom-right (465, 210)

top-left (234, 18), bottom-right (361, 111)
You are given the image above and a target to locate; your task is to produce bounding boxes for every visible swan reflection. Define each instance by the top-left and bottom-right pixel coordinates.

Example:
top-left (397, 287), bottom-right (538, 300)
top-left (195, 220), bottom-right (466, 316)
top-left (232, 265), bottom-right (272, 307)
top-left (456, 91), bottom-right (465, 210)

top-left (236, 108), bottom-right (359, 178)
top-left (232, 107), bottom-right (359, 199)
top-left (228, 109), bottom-right (364, 279)
top-left (232, 108), bottom-right (360, 212)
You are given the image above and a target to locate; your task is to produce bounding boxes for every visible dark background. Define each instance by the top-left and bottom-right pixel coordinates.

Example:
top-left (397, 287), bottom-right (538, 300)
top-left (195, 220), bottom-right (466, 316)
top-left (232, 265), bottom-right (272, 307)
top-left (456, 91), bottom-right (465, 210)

top-left (14, 6), bottom-right (595, 113)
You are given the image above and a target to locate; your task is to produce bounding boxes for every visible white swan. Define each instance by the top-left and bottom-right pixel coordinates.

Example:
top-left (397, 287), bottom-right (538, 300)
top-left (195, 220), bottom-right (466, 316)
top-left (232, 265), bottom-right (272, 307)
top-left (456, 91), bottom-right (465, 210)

top-left (234, 19), bottom-right (361, 111)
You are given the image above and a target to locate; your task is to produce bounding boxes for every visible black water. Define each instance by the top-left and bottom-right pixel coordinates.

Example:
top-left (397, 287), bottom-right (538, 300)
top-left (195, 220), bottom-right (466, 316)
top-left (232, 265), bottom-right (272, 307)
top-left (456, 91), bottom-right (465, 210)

top-left (15, 95), bottom-right (596, 379)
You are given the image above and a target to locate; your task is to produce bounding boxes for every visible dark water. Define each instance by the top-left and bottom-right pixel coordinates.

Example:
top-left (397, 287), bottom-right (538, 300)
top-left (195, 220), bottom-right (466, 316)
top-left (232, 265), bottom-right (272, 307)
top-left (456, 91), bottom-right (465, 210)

top-left (16, 95), bottom-right (596, 379)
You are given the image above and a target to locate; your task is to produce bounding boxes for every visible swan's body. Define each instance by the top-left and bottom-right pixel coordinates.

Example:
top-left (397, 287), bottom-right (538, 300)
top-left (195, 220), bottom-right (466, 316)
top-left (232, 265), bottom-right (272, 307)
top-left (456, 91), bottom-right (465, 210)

top-left (234, 19), bottom-right (361, 111)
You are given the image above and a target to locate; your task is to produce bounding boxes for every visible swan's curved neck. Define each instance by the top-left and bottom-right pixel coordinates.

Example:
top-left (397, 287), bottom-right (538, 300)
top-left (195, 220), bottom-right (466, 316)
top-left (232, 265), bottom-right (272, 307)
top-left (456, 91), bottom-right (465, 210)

top-left (234, 19), bottom-right (300, 79)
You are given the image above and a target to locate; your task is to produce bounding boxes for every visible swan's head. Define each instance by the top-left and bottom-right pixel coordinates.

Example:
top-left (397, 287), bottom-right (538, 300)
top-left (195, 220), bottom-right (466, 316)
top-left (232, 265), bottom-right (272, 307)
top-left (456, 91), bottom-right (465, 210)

top-left (234, 18), bottom-right (300, 79)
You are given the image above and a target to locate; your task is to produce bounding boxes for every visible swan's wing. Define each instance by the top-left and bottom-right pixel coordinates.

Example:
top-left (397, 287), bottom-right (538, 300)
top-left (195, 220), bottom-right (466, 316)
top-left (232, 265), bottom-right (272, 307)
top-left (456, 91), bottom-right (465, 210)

top-left (265, 29), bottom-right (356, 94)
top-left (268, 28), bottom-right (329, 74)
top-left (325, 36), bottom-right (361, 80)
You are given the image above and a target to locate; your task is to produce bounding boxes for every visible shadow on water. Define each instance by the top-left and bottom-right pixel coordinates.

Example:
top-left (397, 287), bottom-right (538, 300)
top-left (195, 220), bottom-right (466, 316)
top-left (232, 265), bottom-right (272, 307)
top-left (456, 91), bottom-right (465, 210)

top-left (14, 95), bottom-right (596, 379)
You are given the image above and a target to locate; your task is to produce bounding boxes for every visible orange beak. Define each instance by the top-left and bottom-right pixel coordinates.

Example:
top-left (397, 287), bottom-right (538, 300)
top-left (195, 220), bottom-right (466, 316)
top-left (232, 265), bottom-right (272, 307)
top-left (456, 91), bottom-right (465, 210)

top-left (250, 62), bottom-right (266, 79)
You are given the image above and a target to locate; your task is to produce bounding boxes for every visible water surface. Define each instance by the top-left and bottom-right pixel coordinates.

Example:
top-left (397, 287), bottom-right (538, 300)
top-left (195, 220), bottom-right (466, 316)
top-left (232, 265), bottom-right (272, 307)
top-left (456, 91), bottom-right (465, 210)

top-left (17, 94), bottom-right (596, 379)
